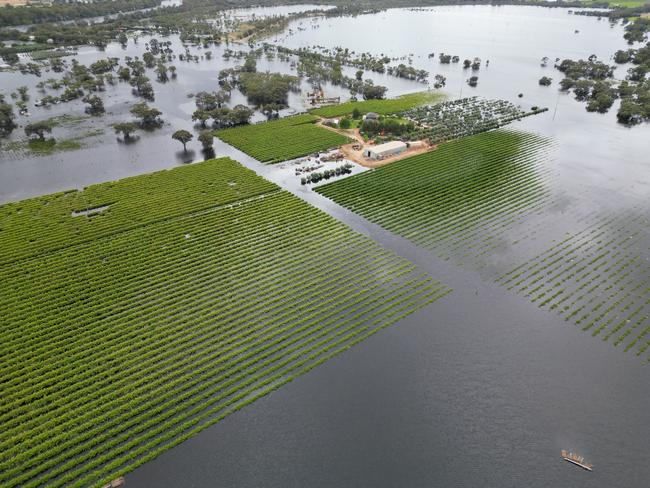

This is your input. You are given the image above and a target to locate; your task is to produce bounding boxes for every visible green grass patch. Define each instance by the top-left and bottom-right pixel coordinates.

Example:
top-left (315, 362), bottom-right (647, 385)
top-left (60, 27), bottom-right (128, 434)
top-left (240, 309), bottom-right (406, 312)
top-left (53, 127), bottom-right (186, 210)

top-left (310, 91), bottom-right (446, 118)
top-left (26, 138), bottom-right (83, 154)
top-left (215, 114), bottom-right (351, 163)
top-left (0, 158), bottom-right (450, 488)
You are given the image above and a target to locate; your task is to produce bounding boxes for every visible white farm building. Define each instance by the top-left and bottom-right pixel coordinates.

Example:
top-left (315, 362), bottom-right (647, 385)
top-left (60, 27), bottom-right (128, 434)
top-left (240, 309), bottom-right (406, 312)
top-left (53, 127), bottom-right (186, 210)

top-left (364, 141), bottom-right (407, 160)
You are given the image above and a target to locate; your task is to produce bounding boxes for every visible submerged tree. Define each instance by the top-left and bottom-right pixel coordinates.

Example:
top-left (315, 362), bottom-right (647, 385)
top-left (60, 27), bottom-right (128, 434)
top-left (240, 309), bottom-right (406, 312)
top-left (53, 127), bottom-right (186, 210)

top-left (113, 122), bottom-right (138, 141)
top-left (0, 99), bottom-right (17, 137)
top-left (538, 76), bottom-right (553, 86)
top-left (172, 129), bottom-right (193, 153)
top-left (25, 121), bottom-right (53, 140)
top-left (198, 130), bottom-right (214, 150)
top-left (130, 102), bottom-right (162, 127)
top-left (83, 95), bottom-right (105, 115)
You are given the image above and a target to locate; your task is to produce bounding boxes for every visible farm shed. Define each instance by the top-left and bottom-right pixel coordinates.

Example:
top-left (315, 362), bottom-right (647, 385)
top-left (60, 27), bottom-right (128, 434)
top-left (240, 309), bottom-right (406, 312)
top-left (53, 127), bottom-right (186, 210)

top-left (364, 141), bottom-right (407, 160)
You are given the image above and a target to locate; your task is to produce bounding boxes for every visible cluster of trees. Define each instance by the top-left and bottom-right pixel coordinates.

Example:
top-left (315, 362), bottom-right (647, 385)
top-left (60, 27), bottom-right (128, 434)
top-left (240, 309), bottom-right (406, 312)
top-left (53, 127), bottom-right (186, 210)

top-left (0, 0), bottom-right (162, 27)
top-left (387, 64), bottom-right (429, 83)
top-left (113, 102), bottom-right (163, 141)
top-left (218, 55), bottom-right (299, 116)
top-left (623, 17), bottom-right (650, 45)
top-left (0, 94), bottom-right (17, 138)
top-left (555, 56), bottom-right (618, 113)
top-left (538, 76), bottom-right (552, 86)
top-left (191, 89), bottom-right (253, 128)
top-left (556, 57), bottom-right (615, 80)
top-left (272, 44), bottom-right (389, 100)
top-left (300, 163), bottom-right (353, 185)
top-left (360, 116), bottom-right (415, 139)
top-left (238, 71), bottom-right (300, 111)
top-left (193, 104), bottom-right (253, 128)
top-left (463, 57), bottom-right (482, 70)
top-left (24, 120), bottom-right (53, 140)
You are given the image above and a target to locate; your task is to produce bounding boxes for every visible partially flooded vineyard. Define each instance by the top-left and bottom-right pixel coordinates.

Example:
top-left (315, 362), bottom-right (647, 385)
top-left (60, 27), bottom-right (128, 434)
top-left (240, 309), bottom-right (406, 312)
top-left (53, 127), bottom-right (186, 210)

top-left (316, 130), bottom-right (555, 270)
top-left (498, 212), bottom-right (650, 358)
top-left (0, 158), bottom-right (449, 487)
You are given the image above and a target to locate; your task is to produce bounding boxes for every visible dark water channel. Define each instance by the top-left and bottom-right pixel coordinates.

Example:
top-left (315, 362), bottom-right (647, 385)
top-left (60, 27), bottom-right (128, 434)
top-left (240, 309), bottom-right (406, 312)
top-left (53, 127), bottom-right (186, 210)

top-left (1, 5), bottom-right (648, 487)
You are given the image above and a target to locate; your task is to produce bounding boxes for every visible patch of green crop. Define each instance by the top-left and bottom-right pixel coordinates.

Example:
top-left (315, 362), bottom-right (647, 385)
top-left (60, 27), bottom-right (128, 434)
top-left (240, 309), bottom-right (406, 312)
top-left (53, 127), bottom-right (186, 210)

top-left (215, 114), bottom-right (351, 163)
top-left (0, 158), bottom-right (450, 488)
top-left (309, 91), bottom-right (446, 118)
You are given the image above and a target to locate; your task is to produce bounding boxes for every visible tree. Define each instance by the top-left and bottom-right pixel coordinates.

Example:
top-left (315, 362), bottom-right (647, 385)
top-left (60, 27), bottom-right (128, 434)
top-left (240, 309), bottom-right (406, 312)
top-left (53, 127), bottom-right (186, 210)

top-left (352, 108), bottom-right (361, 119)
top-left (210, 107), bottom-right (232, 128)
top-left (198, 130), bottom-right (214, 150)
top-left (131, 75), bottom-right (154, 100)
top-left (130, 102), bottom-right (162, 127)
top-left (192, 109), bottom-right (211, 127)
top-left (361, 84), bottom-right (387, 100)
top-left (25, 121), bottom-right (53, 140)
top-left (617, 99), bottom-right (643, 125)
top-left (0, 100), bottom-right (17, 137)
top-left (172, 129), bottom-right (193, 152)
top-left (467, 76), bottom-right (479, 87)
top-left (339, 117), bottom-right (351, 129)
top-left (2, 53), bottom-right (19, 65)
top-left (118, 67), bottom-right (131, 81)
top-left (242, 54), bottom-right (257, 73)
top-left (228, 105), bottom-right (253, 126)
top-left (195, 91), bottom-right (220, 111)
top-left (355, 69), bottom-right (364, 81)
top-left (17, 86), bottom-right (29, 102)
top-left (113, 122), bottom-right (138, 140)
top-left (83, 95), bottom-right (105, 115)
top-left (538, 76), bottom-right (553, 86)
top-left (142, 52), bottom-right (156, 69)
top-left (156, 63), bottom-right (168, 82)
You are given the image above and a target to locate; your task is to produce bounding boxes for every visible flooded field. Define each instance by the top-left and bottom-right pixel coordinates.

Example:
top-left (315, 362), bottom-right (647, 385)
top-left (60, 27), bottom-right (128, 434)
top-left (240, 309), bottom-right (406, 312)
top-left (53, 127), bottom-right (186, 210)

top-left (126, 6), bottom-right (649, 488)
top-left (1, 4), bottom-right (649, 488)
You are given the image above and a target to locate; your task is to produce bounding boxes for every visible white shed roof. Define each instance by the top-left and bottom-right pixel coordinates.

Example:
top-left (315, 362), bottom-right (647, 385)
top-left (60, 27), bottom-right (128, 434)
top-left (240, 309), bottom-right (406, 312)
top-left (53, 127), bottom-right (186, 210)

top-left (369, 141), bottom-right (407, 154)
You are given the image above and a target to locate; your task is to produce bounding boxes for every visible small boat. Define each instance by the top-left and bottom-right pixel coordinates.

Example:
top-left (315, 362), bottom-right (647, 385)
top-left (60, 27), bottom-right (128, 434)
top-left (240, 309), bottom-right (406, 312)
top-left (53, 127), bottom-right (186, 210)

top-left (561, 450), bottom-right (593, 471)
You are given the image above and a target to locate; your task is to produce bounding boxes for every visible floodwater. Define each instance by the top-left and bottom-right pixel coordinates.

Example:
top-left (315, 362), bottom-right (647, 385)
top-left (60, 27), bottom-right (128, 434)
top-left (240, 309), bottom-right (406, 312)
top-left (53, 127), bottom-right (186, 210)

top-left (1, 5), bottom-right (649, 488)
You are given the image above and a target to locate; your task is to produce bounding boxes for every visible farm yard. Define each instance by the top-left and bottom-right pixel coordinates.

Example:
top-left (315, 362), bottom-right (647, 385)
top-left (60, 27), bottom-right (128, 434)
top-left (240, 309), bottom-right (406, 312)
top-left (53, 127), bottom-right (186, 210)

top-left (316, 130), bottom-right (554, 270)
top-left (0, 158), bottom-right (451, 488)
top-left (497, 212), bottom-right (650, 359)
top-left (309, 91), bottom-right (446, 118)
top-left (215, 114), bottom-right (351, 163)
